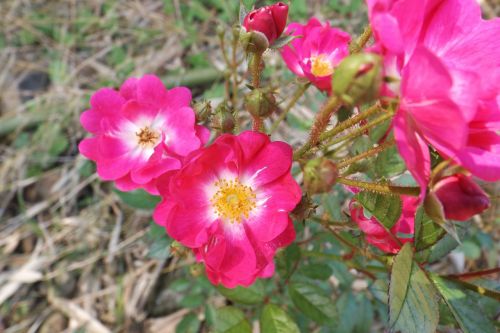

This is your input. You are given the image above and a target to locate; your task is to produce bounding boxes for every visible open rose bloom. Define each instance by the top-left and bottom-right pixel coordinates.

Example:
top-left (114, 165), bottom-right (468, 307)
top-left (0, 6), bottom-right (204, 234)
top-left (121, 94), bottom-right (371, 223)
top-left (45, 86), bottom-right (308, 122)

top-left (281, 18), bottom-right (351, 92)
top-left (79, 75), bottom-right (209, 194)
top-left (153, 131), bottom-right (301, 287)
top-left (368, 0), bottom-right (500, 194)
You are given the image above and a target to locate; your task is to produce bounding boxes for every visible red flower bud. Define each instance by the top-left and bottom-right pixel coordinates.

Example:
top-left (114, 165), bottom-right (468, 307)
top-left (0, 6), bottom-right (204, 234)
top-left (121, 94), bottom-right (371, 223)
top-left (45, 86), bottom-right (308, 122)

top-left (433, 174), bottom-right (490, 221)
top-left (243, 2), bottom-right (288, 45)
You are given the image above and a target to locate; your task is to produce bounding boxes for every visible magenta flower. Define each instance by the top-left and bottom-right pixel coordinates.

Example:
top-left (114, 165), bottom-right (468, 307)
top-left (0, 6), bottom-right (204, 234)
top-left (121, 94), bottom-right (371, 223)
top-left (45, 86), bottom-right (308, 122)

top-left (434, 174), bottom-right (490, 221)
top-left (153, 131), bottom-right (301, 287)
top-left (349, 196), bottom-right (418, 254)
top-left (79, 75), bottom-right (209, 194)
top-left (243, 2), bottom-right (288, 45)
top-left (280, 18), bottom-right (351, 93)
top-left (368, 0), bottom-right (500, 195)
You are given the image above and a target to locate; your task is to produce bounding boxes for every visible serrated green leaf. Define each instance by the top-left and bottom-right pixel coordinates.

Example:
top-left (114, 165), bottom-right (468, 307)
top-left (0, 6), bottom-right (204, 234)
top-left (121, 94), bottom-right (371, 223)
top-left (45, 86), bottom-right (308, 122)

top-left (217, 280), bottom-right (265, 305)
top-left (374, 146), bottom-right (406, 178)
top-left (431, 275), bottom-right (496, 333)
top-left (276, 243), bottom-right (300, 280)
top-left (426, 224), bottom-right (467, 263)
top-left (297, 263), bottom-right (332, 280)
top-left (414, 207), bottom-right (446, 251)
top-left (389, 243), bottom-right (439, 333)
top-left (355, 191), bottom-right (402, 229)
top-left (288, 282), bottom-right (338, 325)
top-left (114, 189), bottom-right (161, 210)
top-left (176, 312), bottom-right (200, 333)
top-left (260, 304), bottom-right (300, 333)
top-left (215, 306), bottom-right (251, 333)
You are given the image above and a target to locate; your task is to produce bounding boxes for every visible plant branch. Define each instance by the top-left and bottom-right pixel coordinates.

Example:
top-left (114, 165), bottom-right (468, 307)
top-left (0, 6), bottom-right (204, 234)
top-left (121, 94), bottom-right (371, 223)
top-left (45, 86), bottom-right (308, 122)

top-left (270, 82), bottom-right (310, 134)
top-left (350, 25), bottom-right (372, 53)
top-left (336, 177), bottom-right (420, 196)
top-left (337, 139), bottom-right (395, 169)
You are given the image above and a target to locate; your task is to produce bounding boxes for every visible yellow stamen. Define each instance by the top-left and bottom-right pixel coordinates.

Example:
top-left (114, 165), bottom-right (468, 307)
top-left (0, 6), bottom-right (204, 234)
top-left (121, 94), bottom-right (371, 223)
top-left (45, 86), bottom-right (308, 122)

top-left (210, 179), bottom-right (257, 223)
top-left (136, 127), bottom-right (160, 147)
top-left (311, 54), bottom-right (334, 77)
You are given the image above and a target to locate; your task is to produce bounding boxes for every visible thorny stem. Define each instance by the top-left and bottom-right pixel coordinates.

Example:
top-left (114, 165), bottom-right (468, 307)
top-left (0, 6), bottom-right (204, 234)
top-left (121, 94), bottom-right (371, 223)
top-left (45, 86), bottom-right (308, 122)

top-left (322, 110), bottom-right (392, 147)
top-left (349, 25), bottom-right (372, 53)
top-left (337, 139), bottom-right (395, 169)
top-left (270, 82), bottom-right (310, 134)
top-left (445, 267), bottom-right (500, 280)
top-left (251, 52), bottom-right (263, 131)
top-left (319, 103), bottom-right (383, 142)
top-left (231, 31), bottom-right (240, 132)
top-left (293, 96), bottom-right (341, 160)
top-left (336, 177), bottom-right (420, 196)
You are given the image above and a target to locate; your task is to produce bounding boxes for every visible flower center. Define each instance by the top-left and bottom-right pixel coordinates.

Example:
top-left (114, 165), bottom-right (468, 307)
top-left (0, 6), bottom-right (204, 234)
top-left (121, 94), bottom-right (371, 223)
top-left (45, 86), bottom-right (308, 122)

top-left (311, 54), bottom-right (334, 77)
top-left (210, 179), bottom-right (257, 223)
top-left (136, 127), bottom-right (160, 147)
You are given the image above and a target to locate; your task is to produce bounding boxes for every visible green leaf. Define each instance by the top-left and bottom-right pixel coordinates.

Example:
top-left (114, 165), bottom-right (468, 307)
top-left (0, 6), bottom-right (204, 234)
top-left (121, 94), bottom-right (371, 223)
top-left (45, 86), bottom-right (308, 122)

top-left (147, 223), bottom-right (172, 259)
top-left (459, 240), bottom-right (481, 260)
top-left (431, 275), bottom-right (496, 333)
top-left (276, 243), bottom-right (300, 280)
top-left (214, 306), bottom-right (252, 333)
top-left (239, 1), bottom-right (248, 25)
top-left (270, 34), bottom-right (299, 49)
top-left (374, 146), bottom-right (406, 178)
top-left (355, 191), bottom-right (402, 229)
top-left (217, 280), bottom-right (265, 305)
top-left (260, 304), bottom-right (300, 333)
top-left (176, 313), bottom-right (200, 333)
top-left (297, 263), bottom-right (332, 280)
top-left (414, 207), bottom-right (445, 251)
top-left (288, 282), bottom-right (338, 325)
top-left (114, 189), bottom-right (161, 210)
top-left (426, 224), bottom-right (467, 263)
top-left (389, 243), bottom-right (439, 333)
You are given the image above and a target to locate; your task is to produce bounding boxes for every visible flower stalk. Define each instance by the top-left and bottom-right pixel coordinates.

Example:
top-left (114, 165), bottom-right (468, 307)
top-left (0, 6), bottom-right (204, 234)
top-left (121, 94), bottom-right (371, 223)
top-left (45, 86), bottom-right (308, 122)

top-left (270, 82), bottom-right (310, 134)
top-left (337, 138), bottom-right (395, 169)
top-left (336, 177), bottom-right (420, 196)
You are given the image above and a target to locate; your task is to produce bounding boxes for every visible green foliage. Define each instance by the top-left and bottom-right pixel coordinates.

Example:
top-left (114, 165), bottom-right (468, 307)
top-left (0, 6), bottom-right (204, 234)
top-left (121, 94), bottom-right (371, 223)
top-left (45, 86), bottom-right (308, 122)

top-left (260, 304), bottom-right (300, 333)
top-left (355, 191), bottom-right (402, 229)
top-left (114, 189), bottom-right (161, 210)
top-left (214, 306), bottom-right (252, 333)
top-left (288, 282), bottom-right (338, 325)
top-left (217, 280), bottom-right (265, 305)
top-left (389, 244), bottom-right (439, 333)
top-left (147, 223), bottom-right (172, 259)
top-left (431, 275), bottom-right (496, 333)
top-left (414, 207), bottom-right (446, 251)
top-left (176, 312), bottom-right (201, 333)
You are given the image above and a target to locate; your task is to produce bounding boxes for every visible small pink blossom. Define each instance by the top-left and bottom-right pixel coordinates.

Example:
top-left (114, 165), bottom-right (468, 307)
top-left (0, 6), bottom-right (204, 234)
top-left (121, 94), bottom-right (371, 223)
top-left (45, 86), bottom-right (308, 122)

top-left (349, 196), bottom-right (418, 254)
top-left (243, 2), bottom-right (288, 45)
top-left (153, 131), bottom-right (301, 287)
top-left (79, 75), bottom-right (209, 194)
top-left (434, 174), bottom-right (490, 221)
top-left (280, 18), bottom-right (351, 93)
top-left (367, 0), bottom-right (500, 195)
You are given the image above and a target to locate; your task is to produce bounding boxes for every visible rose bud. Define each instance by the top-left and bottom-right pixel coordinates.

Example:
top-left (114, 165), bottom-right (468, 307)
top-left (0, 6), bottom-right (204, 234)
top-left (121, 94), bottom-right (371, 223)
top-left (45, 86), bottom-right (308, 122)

top-left (243, 2), bottom-right (288, 46)
top-left (332, 53), bottom-right (382, 105)
top-left (433, 174), bottom-right (490, 221)
top-left (244, 88), bottom-right (277, 117)
top-left (303, 158), bottom-right (339, 194)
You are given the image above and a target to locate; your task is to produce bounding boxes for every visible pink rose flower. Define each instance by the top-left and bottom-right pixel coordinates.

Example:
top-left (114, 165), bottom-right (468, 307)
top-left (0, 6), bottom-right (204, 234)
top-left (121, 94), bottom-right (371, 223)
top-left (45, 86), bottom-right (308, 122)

top-left (243, 2), bottom-right (288, 45)
top-left (349, 196), bottom-right (419, 254)
top-left (79, 75), bottom-right (209, 194)
top-left (280, 18), bottom-right (351, 93)
top-left (434, 174), bottom-right (490, 221)
top-left (367, 0), bottom-right (500, 195)
top-left (153, 131), bottom-right (301, 287)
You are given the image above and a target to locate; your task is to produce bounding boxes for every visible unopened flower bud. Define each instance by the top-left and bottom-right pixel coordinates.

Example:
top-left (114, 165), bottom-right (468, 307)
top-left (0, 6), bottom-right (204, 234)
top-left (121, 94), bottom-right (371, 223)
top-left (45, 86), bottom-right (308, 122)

top-left (303, 158), bottom-right (339, 194)
top-left (433, 174), bottom-right (490, 221)
top-left (239, 30), bottom-right (269, 54)
top-left (243, 2), bottom-right (288, 46)
top-left (332, 53), bottom-right (382, 105)
top-left (291, 194), bottom-right (317, 221)
top-left (244, 89), bottom-right (276, 117)
top-left (213, 103), bottom-right (235, 133)
top-left (193, 100), bottom-right (212, 122)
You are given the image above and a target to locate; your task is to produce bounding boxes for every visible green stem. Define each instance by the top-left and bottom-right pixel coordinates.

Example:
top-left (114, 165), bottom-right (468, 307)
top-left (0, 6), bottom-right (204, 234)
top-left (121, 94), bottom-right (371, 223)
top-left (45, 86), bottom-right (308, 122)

top-left (323, 111), bottom-right (392, 147)
top-left (293, 96), bottom-right (341, 160)
top-left (250, 52), bottom-right (263, 131)
top-left (337, 139), bottom-right (395, 169)
top-left (270, 82), bottom-right (310, 134)
top-left (444, 276), bottom-right (500, 302)
top-left (350, 25), bottom-right (372, 53)
top-left (337, 177), bottom-right (420, 196)
top-left (319, 103), bottom-right (382, 142)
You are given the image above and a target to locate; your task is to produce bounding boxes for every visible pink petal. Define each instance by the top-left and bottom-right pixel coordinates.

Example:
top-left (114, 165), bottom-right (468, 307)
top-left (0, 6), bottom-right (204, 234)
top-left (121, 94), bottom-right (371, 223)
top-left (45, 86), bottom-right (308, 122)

top-left (119, 77), bottom-right (139, 100)
top-left (90, 88), bottom-right (125, 115)
top-left (244, 141), bottom-right (293, 186)
top-left (122, 100), bottom-right (158, 123)
top-left (130, 156), bottom-right (181, 184)
top-left (78, 137), bottom-right (99, 161)
top-left (137, 75), bottom-right (169, 107)
top-left (166, 87), bottom-right (192, 110)
top-left (164, 106), bottom-right (200, 156)
top-left (245, 210), bottom-right (289, 243)
top-left (393, 111), bottom-right (430, 198)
